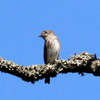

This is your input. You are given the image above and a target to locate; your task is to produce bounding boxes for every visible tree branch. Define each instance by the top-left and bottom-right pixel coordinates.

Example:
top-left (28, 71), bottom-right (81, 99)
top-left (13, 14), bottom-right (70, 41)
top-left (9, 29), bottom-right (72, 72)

top-left (0, 52), bottom-right (100, 84)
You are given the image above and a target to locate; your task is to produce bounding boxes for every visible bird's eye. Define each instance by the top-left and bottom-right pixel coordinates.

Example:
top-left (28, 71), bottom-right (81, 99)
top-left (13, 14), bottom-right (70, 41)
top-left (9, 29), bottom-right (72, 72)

top-left (43, 31), bottom-right (47, 34)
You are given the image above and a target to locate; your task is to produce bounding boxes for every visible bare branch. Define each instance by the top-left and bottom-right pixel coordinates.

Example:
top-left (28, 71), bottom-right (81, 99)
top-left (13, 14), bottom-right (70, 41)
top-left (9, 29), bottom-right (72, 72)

top-left (0, 52), bottom-right (100, 84)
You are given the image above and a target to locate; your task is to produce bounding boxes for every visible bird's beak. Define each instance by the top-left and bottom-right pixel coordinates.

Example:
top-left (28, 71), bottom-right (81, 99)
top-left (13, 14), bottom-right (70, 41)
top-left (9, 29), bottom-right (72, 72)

top-left (38, 35), bottom-right (42, 37)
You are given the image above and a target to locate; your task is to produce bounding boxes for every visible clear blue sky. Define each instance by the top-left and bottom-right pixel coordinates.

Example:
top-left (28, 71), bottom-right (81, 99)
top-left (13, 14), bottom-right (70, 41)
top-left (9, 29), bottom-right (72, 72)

top-left (0, 0), bottom-right (100, 100)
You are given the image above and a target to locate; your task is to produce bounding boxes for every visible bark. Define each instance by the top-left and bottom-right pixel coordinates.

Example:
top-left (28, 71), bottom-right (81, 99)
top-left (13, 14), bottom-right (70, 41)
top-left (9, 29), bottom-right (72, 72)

top-left (0, 52), bottom-right (100, 84)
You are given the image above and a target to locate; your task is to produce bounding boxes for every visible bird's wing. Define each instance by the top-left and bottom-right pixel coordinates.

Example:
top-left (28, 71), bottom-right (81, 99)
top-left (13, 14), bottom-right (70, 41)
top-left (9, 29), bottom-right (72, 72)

top-left (44, 41), bottom-right (48, 64)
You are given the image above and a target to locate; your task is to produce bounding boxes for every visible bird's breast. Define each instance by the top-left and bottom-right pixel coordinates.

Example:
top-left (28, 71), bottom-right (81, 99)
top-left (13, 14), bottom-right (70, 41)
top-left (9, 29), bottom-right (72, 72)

top-left (44, 38), bottom-right (60, 64)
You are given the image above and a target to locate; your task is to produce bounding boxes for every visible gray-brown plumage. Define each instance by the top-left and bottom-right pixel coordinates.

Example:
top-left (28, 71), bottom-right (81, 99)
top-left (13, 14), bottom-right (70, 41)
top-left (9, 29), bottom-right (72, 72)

top-left (39, 30), bottom-right (60, 84)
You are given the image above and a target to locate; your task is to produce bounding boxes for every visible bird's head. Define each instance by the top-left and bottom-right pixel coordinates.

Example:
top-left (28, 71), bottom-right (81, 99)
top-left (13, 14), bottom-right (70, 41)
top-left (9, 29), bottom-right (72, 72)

top-left (39, 30), bottom-right (55, 40)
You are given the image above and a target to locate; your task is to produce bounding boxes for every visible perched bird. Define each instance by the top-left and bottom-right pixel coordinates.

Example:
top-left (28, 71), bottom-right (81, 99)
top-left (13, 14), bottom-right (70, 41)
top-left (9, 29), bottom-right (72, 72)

top-left (39, 30), bottom-right (60, 84)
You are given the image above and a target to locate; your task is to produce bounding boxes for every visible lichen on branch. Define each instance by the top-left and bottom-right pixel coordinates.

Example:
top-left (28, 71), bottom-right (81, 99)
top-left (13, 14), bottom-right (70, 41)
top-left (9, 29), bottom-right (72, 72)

top-left (0, 52), bottom-right (100, 84)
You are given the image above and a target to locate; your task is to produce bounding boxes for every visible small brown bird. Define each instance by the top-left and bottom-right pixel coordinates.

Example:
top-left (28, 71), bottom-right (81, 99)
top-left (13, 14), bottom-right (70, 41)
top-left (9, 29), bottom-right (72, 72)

top-left (39, 30), bottom-right (60, 84)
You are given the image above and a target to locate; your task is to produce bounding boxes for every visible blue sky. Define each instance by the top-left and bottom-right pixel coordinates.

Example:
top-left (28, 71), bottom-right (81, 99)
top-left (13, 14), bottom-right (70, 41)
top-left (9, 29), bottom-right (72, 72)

top-left (0, 0), bottom-right (100, 100)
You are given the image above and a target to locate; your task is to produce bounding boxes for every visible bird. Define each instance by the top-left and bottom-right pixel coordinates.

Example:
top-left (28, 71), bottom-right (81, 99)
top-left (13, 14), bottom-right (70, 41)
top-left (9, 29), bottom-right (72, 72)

top-left (39, 30), bottom-right (60, 84)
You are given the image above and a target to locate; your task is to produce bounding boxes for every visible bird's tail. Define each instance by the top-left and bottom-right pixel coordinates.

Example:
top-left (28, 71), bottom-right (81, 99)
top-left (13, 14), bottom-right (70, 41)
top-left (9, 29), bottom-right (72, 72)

top-left (45, 77), bottom-right (50, 84)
